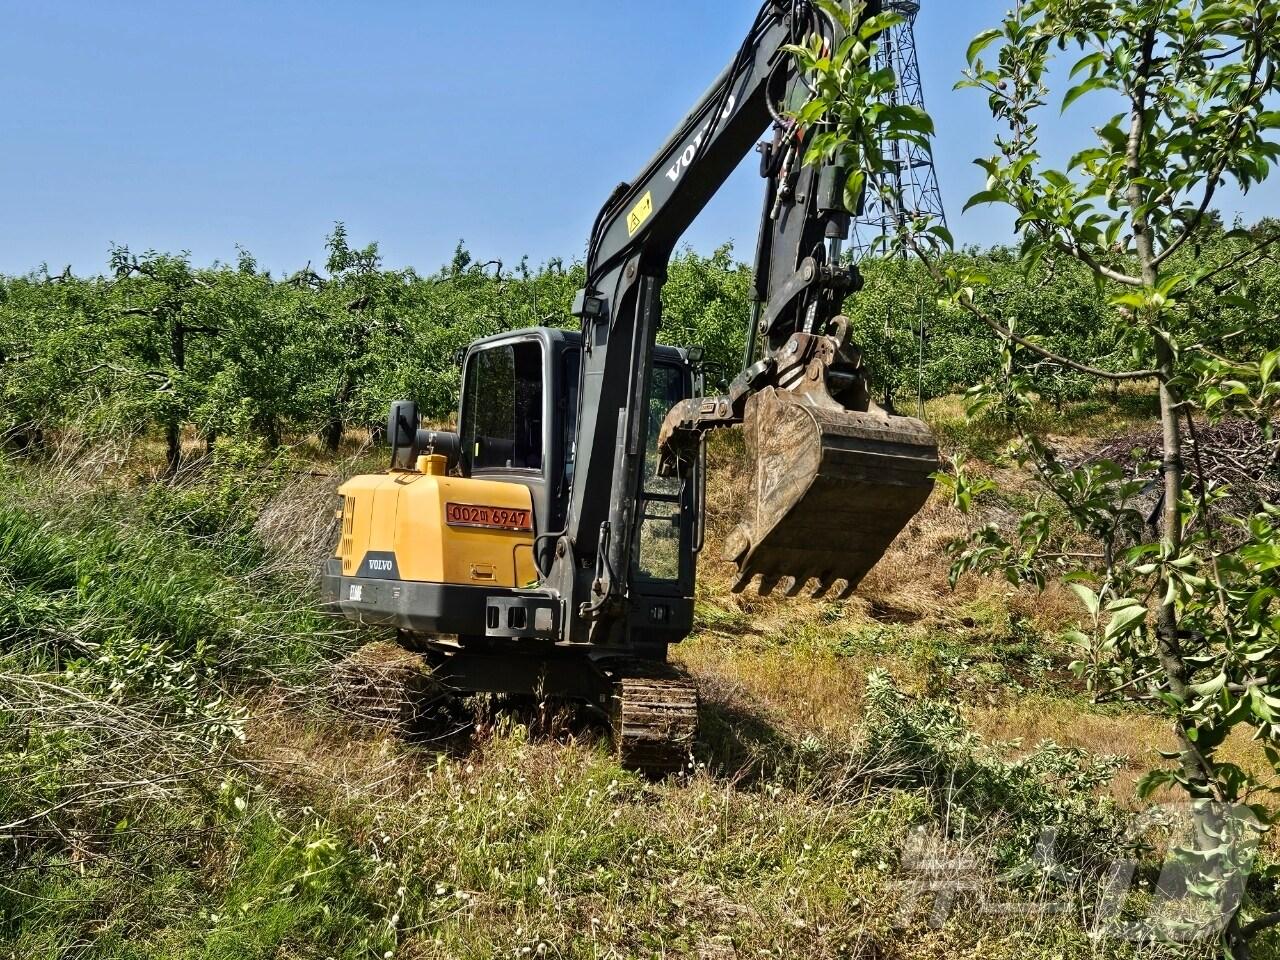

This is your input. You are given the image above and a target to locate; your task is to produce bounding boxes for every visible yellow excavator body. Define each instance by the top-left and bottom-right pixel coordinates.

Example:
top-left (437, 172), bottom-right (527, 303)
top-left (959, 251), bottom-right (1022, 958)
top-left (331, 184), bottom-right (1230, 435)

top-left (337, 455), bottom-right (538, 589)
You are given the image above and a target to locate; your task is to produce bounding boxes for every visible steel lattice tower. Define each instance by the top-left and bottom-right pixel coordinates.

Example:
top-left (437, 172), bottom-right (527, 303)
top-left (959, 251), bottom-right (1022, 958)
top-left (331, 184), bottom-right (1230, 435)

top-left (852, 0), bottom-right (947, 260)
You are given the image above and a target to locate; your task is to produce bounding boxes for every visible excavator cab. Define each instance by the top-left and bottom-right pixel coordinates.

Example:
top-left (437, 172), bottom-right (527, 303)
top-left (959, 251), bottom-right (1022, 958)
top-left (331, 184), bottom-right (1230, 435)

top-left (325, 327), bottom-right (702, 653)
top-left (455, 328), bottom-right (701, 602)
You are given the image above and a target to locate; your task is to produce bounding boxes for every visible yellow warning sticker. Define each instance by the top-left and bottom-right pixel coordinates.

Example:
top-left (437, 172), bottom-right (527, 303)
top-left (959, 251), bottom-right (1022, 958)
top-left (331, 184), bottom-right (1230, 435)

top-left (626, 191), bottom-right (654, 236)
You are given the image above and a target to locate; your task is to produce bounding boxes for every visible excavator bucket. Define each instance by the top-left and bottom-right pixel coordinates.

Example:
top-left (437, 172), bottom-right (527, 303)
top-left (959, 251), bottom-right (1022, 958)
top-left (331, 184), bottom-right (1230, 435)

top-left (723, 388), bottom-right (939, 598)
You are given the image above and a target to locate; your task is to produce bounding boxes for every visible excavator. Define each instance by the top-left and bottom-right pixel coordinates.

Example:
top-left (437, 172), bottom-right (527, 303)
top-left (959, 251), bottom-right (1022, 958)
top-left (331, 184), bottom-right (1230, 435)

top-left (321, 0), bottom-right (939, 773)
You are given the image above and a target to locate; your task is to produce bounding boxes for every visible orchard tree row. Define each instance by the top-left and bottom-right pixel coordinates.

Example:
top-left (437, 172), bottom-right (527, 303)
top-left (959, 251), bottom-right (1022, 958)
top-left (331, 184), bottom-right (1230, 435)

top-left (2, 217), bottom-right (1276, 468)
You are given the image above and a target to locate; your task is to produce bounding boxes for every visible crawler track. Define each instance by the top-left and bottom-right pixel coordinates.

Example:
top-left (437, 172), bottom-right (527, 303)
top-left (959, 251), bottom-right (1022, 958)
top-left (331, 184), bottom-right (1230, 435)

top-left (605, 660), bottom-right (699, 775)
top-left (330, 644), bottom-right (699, 775)
top-left (328, 643), bottom-right (446, 729)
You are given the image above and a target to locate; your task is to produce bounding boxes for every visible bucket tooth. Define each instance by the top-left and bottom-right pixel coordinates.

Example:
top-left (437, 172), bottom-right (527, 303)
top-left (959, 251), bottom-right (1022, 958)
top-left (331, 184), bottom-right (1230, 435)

top-left (729, 388), bottom-right (938, 598)
top-left (811, 575), bottom-right (835, 599)
top-left (783, 576), bottom-right (806, 598)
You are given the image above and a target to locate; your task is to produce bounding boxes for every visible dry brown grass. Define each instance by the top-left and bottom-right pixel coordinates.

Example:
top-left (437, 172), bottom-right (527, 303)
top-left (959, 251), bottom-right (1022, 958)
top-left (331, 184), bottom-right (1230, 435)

top-left (683, 395), bottom-right (1275, 832)
top-left (238, 683), bottom-right (1128, 960)
top-left (695, 417), bottom-right (1080, 638)
top-left (698, 431), bottom-right (1003, 638)
top-left (679, 637), bottom-right (876, 743)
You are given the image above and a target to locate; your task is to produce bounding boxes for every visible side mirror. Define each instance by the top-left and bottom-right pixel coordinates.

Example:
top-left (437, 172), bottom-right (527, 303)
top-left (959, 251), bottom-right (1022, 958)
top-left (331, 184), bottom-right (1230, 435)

top-left (387, 400), bottom-right (419, 469)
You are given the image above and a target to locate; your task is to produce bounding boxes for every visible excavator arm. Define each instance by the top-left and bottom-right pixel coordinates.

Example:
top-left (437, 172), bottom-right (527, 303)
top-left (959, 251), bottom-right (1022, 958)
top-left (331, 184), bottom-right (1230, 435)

top-left (547, 0), bottom-right (939, 643)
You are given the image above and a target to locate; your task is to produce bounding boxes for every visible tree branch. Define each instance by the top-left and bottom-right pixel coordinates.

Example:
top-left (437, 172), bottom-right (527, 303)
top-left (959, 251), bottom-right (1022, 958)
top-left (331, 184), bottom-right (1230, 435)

top-left (907, 236), bottom-right (1159, 381)
top-left (1240, 911), bottom-right (1280, 939)
top-left (1198, 232), bottom-right (1280, 290)
top-left (82, 363), bottom-right (173, 392)
top-left (287, 263), bottom-right (326, 289)
top-left (1057, 239), bottom-right (1144, 287)
top-left (980, 310), bottom-right (1157, 380)
top-left (1153, 29), bottom-right (1268, 269)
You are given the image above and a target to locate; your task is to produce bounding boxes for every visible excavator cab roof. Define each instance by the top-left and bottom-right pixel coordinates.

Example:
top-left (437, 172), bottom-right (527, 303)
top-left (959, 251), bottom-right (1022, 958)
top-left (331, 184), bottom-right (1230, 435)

top-left (461, 326), bottom-right (692, 368)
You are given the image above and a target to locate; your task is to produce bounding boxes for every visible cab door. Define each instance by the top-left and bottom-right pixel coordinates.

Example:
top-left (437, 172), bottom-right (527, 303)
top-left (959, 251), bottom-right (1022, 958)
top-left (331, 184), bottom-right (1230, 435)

top-left (632, 358), bottom-right (699, 595)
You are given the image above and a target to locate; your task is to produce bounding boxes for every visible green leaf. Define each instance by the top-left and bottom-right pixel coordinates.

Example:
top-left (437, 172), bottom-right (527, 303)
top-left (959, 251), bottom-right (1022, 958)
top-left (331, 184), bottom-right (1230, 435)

top-left (812, 0), bottom-right (854, 31)
top-left (1105, 603), bottom-right (1147, 639)
top-left (1063, 628), bottom-right (1091, 649)
top-left (1190, 672), bottom-right (1226, 698)
top-left (860, 12), bottom-right (905, 41)
top-left (1248, 687), bottom-right (1274, 723)
top-left (843, 171), bottom-right (866, 211)
top-left (1042, 169), bottom-right (1072, 190)
top-left (1097, 120), bottom-right (1127, 150)
top-left (1261, 350), bottom-right (1279, 385)
top-left (927, 224), bottom-right (954, 249)
top-left (1136, 768), bottom-right (1178, 799)
top-left (966, 28), bottom-right (1002, 66)
top-left (1062, 78), bottom-right (1103, 113)
top-left (1069, 147), bottom-right (1109, 169)
top-left (963, 190), bottom-right (1005, 212)
top-left (796, 99), bottom-right (828, 125)
top-left (1111, 291), bottom-right (1149, 310)
top-left (1069, 51), bottom-right (1105, 79)
top-left (1068, 583), bottom-right (1100, 617)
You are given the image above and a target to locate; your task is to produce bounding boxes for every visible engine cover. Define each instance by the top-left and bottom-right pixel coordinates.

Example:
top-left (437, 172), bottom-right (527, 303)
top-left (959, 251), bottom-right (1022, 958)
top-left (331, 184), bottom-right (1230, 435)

top-left (336, 462), bottom-right (538, 590)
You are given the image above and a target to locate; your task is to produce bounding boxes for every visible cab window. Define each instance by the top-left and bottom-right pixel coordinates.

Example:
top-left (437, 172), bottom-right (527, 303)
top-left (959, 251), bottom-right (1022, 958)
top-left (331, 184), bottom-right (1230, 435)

top-left (636, 360), bottom-right (689, 581)
top-left (462, 341), bottom-right (544, 471)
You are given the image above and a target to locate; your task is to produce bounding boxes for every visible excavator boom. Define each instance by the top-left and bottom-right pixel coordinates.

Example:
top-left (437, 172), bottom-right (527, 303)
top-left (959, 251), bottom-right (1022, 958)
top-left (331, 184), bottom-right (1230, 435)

top-left (552, 0), bottom-right (939, 634)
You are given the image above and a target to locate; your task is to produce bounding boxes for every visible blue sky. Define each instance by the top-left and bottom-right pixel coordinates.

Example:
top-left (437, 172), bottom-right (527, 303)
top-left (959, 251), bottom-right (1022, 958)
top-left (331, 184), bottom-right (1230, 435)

top-left (2, 1), bottom-right (1275, 277)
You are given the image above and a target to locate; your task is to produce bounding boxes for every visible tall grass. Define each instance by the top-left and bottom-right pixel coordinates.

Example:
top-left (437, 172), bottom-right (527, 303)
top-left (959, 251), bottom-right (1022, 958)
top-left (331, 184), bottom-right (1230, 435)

top-left (0, 453), bottom-right (369, 958)
top-left (1, 432), bottom-right (1274, 959)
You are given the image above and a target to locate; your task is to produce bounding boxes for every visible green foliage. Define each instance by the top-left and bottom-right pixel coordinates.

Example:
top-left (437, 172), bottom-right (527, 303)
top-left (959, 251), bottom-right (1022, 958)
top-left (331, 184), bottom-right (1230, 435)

top-left (785, 1), bottom-right (940, 231)
top-left (794, 0), bottom-right (1280, 950)
top-left (0, 462), bottom-right (371, 958)
top-left (6, 220), bottom-right (1280, 453)
top-left (938, 3), bottom-right (1280, 951)
top-left (138, 438), bottom-right (296, 560)
top-left (0, 470), bottom-right (330, 696)
top-left (961, 0), bottom-right (1280, 283)
top-left (843, 248), bottom-right (1123, 407)
top-left (861, 670), bottom-right (1126, 880)
top-left (659, 244), bottom-right (752, 387)
top-left (0, 229), bottom-right (767, 453)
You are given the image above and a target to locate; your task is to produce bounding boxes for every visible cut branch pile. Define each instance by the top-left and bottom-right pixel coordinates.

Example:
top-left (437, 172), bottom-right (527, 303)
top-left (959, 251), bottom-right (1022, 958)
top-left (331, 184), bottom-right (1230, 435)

top-left (1082, 416), bottom-right (1280, 522)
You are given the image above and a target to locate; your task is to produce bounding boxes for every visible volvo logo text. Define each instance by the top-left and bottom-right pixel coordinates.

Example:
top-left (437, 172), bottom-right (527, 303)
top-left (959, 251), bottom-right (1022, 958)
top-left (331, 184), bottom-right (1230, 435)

top-left (665, 94), bottom-right (736, 184)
